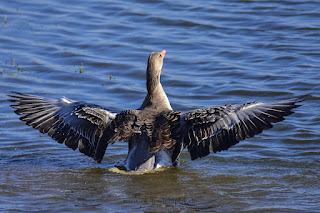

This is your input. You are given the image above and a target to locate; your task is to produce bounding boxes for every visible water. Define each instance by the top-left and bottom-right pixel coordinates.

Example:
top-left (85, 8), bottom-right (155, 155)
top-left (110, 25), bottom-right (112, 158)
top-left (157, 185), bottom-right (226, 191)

top-left (0, 0), bottom-right (319, 212)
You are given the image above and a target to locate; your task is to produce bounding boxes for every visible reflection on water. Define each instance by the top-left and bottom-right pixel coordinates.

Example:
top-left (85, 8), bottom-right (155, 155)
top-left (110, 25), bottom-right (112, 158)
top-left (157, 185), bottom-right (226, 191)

top-left (0, 0), bottom-right (319, 212)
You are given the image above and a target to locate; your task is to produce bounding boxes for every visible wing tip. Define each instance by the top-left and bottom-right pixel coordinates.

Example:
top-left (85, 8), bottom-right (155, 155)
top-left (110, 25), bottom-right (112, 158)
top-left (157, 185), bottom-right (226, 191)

top-left (288, 93), bottom-right (311, 103)
top-left (7, 92), bottom-right (37, 104)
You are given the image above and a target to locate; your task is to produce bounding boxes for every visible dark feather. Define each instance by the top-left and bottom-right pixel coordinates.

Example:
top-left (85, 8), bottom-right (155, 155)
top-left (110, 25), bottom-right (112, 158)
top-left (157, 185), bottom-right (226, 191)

top-left (150, 110), bottom-right (181, 152)
top-left (8, 92), bottom-right (116, 161)
top-left (8, 91), bottom-right (304, 166)
top-left (94, 109), bottom-right (139, 163)
top-left (181, 98), bottom-right (303, 160)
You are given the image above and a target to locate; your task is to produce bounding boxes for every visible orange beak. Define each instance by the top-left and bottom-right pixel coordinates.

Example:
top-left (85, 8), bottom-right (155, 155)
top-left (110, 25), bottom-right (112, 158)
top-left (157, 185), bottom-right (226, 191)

top-left (160, 50), bottom-right (166, 58)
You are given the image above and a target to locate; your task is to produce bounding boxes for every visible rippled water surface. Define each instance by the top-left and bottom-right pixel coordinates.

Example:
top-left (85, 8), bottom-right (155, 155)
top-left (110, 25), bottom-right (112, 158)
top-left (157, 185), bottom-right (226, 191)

top-left (1, 0), bottom-right (320, 212)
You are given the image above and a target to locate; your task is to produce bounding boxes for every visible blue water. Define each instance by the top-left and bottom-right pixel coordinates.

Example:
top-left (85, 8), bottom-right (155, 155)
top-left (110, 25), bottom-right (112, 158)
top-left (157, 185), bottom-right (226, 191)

top-left (0, 0), bottom-right (319, 212)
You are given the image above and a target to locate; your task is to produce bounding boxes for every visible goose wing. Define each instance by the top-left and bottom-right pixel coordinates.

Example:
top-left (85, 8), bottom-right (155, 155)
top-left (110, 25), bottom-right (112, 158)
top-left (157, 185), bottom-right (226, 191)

top-left (181, 98), bottom-right (303, 160)
top-left (8, 92), bottom-right (117, 160)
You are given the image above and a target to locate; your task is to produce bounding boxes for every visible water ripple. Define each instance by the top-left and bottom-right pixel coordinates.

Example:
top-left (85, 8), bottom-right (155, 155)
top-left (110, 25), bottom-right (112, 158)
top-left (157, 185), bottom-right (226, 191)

top-left (0, 0), bottom-right (319, 212)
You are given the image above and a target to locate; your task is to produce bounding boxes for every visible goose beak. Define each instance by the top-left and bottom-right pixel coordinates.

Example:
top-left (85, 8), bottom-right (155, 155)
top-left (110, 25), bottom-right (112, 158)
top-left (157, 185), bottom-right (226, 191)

top-left (160, 50), bottom-right (166, 58)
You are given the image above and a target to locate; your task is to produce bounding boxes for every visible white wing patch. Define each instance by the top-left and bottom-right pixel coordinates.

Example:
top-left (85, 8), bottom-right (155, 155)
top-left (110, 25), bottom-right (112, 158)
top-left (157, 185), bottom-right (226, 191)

top-left (82, 107), bottom-right (116, 120)
top-left (61, 97), bottom-right (75, 104)
top-left (241, 102), bottom-right (263, 110)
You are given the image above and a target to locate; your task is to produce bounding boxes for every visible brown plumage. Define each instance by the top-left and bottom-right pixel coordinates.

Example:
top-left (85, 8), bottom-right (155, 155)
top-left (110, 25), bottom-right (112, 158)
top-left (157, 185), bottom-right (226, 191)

top-left (8, 50), bottom-right (303, 171)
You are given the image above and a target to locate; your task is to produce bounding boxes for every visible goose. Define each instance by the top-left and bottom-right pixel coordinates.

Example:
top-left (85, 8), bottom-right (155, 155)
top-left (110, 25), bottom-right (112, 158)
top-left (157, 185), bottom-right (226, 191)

top-left (8, 50), bottom-right (303, 171)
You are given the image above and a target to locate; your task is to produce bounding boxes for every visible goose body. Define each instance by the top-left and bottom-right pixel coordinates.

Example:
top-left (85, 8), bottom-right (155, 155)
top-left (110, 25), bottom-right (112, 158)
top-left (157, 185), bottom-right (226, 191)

top-left (8, 50), bottom-right (303, 171)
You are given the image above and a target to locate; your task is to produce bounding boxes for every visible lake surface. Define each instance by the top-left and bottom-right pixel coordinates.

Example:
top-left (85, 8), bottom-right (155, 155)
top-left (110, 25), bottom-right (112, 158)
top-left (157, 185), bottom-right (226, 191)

top-left (0, 0), bottom-right (320, 212)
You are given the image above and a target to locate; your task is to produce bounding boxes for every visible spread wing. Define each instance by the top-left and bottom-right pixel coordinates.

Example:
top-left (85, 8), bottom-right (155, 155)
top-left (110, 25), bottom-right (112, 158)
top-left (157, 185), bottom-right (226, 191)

top-left (181, 98), bottom-right (303, 160)
top-left (8, 92), bottom-right (117, 160)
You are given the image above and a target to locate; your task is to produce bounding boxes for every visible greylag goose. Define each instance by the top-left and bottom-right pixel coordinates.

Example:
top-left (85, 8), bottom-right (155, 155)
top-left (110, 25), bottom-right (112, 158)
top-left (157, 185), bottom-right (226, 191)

top-left (8, 50), bottom-right (303, 171)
